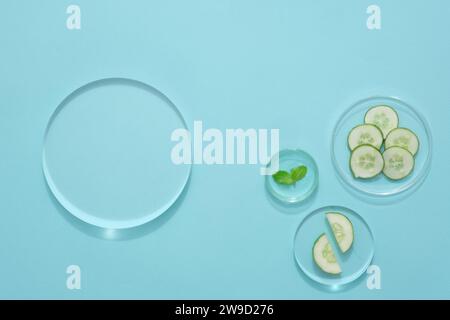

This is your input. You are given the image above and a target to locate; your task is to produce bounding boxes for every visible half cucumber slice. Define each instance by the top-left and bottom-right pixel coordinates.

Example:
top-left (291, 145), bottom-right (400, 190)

top-left (385, 128), bottom-right (420, 156)
top-left (313, 234), bottom-right (341, 275)
top-left (382, 146), bottom-right (414, 180)
top-left (350, 145), bottom-right (384, 179)
top-left (364, 105), bottom-right (399, 138)
top-left (326, 213), bottom-right (354, 253)
top-left (347, 124), bottom-right (383, 151)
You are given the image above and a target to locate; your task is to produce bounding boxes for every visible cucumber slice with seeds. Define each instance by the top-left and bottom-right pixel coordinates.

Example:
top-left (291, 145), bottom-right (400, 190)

top-left (382, 146), bottom-right (414, 180)
top-left (313, 233), bottom-right (341, 275)
top-left (326, 213), bottom-right (354, 253)
top-left (348, 124), bottom-right (383, 151)
top-left (350, 145), bottom-right (384, 179)
top-left (364, 105), bottom-right (399, 138)
top-left (385, 128), bottom-right (419, 156)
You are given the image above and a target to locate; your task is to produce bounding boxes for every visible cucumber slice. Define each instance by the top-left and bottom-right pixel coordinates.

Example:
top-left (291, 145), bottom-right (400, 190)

top-left (350, 145), bottom-right (384, 179)
top-left (326, 213), bottom-right (354, 253)
top-left (347, 124), bottom-right (383, 151)
top-left (385, 128), bottom-right (420, 156)
top-left (382, 146), bottom-right (414, 180)
top-left (364, 105), bottom-right (399, 138)
top-left (312, 234), bottom-right (341, 275)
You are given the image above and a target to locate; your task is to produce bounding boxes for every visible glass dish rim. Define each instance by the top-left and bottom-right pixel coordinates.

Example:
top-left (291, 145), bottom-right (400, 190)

top-left (42, 77), bottom-right (192, 229)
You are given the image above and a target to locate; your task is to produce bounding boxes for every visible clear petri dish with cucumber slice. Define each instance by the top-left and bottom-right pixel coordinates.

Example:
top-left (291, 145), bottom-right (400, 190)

top-left (331, 96), bottom-right (432, 198)
top-left (293, 206), bottom-right (375, 288)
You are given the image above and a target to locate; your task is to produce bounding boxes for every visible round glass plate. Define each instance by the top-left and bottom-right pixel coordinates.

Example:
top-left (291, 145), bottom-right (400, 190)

top-left (43, 78), bottom-right (191, 229)
top-left (331, 96), bottom-right (432, 197)
top-left (265, 149), bottom-right (319, 204)
top-left (293, 206), bottom-right (374, 288)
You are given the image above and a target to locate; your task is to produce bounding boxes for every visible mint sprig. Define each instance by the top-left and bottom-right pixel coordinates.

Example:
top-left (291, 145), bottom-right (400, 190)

top-left (272, 165), bottom-right (307, 185)
top-left (272, 170), bottom-right (293, 185)
top-left (290, 165), bottom-right (307, 182)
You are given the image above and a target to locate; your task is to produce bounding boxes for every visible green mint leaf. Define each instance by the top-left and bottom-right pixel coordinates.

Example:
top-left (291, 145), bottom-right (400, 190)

top-left (272, 170), bottom-right (294, 185)
top-left (290, 165), bottom-right (307, 182)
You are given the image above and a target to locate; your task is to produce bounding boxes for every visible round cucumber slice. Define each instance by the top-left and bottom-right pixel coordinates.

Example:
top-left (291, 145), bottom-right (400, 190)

top-left (326, 213), bottom-right (354, 253)
top-left (350, 145), bottom-right (384, 179)
top-left (382, 146), bottom-right (414, 180)
top-left (385, 128), bottom-right (420, 156)
top-left (312, 234), bottom-right (341, 275)
top-left (347, 124), bottom-right (383, 151)
top-left (364, 105), bottom-right (399, 138)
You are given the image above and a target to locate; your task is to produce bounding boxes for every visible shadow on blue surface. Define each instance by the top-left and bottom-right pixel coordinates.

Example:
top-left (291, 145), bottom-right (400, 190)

top-left (44, 173), bottom-right (191, 241)
top-left (292, 253), bottom-right (365, 294)
top-left (336, 174), bottom-right (427, 205)
top-left (265, 182), bottom-right (318, 215)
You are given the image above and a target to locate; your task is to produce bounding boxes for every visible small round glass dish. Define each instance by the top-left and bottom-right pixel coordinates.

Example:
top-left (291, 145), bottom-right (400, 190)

top-left (265, 149), bottom-right (319, 204)
top-left (331, 96), bottom-right (432, 198)
top-left (293, 205), bottom-right (375, 288)
top-left (43, 78), bottom-right (191, 229)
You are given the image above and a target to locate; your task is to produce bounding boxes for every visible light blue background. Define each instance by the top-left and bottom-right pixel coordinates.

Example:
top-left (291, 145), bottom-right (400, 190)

top-left (1, 0), bottom-right (449, 299)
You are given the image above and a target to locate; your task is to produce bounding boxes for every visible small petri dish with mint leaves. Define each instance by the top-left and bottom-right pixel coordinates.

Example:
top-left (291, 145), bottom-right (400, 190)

top-left (265, 149), bottom-right (319, 204)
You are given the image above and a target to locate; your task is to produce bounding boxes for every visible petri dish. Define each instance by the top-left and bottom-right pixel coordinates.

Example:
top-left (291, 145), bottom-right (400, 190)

top-left (293, 205), bottom-right (374, 288)
top-left (331, 96), bottom-right (432, 198)
top-left (43, 78), bottom-right (191, 229)
top-left (265, 149), bottom-right (319, 204)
